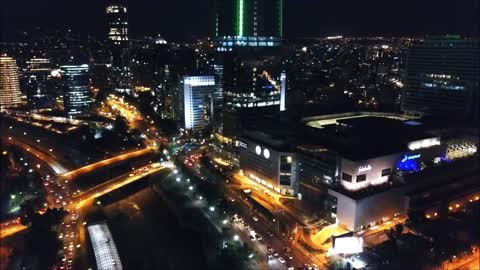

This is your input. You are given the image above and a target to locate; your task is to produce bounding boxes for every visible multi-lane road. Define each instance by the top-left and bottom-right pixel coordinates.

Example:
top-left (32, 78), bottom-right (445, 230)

top-left (182, 149), bottom-right (325, 269)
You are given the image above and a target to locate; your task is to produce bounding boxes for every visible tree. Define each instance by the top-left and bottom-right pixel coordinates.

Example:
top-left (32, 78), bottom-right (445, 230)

top-left (406, 209), bottom-right (426, 231)
top-left (156, 118), bottom-right (178, 137)
top-left (19, 201), bottom-right (35, 226)
top-left (76, 125), bottom-right (95, 142)
top-left (114, 116), bottom-right (129, 134)
top-left (386, 223), bottom-right (403, 241)
top-left (326, 255), bottom-right (344, 270)
top-left (24, 208), bottom-right (67, 269)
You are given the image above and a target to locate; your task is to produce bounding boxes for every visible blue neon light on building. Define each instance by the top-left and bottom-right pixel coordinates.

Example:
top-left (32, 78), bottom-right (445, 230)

top-left (398, 154), bottom-right (421, 172)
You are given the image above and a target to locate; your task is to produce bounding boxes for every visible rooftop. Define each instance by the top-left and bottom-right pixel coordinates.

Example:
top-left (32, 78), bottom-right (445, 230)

top-left (87, 222), bottom-right (123, 270)
top-left (302, 112), bottom-right (434, 160)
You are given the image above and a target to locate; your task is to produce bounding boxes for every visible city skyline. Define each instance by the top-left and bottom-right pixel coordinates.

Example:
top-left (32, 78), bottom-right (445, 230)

top-left (2, 0), bottom-right (479, 41)
top-left (1, 1), bottom-right (479, 270)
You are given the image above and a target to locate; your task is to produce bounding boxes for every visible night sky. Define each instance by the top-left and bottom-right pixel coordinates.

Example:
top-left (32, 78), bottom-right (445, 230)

top-left (1, 0), bottom-right (478, 41)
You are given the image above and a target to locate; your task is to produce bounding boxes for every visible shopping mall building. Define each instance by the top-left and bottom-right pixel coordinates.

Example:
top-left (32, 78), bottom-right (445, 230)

top-left (238, 112), bottom-right (478, 231)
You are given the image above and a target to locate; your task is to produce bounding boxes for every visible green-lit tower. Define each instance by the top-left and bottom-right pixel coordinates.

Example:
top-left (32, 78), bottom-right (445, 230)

top-left (215, 0), bottom-right (283, 38)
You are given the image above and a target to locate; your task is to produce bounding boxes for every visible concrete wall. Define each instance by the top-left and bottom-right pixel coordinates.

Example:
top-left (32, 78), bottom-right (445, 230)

top-left (328, 189), bottom-right (357, 231)
top-left (329, 186), bottom-right (407, 231)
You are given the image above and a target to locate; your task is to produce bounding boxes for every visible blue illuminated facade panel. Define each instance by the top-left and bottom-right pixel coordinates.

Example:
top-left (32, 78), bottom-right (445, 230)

top-left (61, 65), bottom-right (92, 118)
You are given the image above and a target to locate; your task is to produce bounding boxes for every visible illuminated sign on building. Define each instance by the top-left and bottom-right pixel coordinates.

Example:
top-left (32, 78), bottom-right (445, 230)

top-left (401, 154), bottom-right (421, 163)
top-left (408, 137), bottom-right (440, 151)
top-left (358, 165), bottom-right (372, 172)
top-left (398, 154), bottom-right (421, 172)
top-left (263, 149), bottom-right (270, 159)
top-left (239, 141), bottom-right (248, 148)
top-left (254, 145), bottom-right (271, 159)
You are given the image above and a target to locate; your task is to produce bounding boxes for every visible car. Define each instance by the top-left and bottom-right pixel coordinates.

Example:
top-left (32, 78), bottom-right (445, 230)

top-left (312, 264), bottom-right (320, 270)
top-left (255, 234), bottom-right (262, 241)
top-left (284, 247), bottom-right (291, 253)
top-left (252, 216), bottom-right (259, 222)
top-left (267, 247), bottom-right (274, 253)
top-left (273, 251), bottom-right (279, 257)
top-left (285, 253), bottom-right (293, 260)
top-left (249, 235), bottom-right (256, 241)
top-left (304, 264), bottom-right (313, 270)
top-left (267, 231), bottom-right (273, 237)
top-left (278, 257), bottom-right (286, 264)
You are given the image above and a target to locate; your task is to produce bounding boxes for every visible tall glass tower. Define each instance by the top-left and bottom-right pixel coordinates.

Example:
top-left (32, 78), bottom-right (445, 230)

top-left (402, 36), bottom-right (480, 120)
top-left (106, 0), bottom-right (129, 54)
top-left (106, 0), bottom-right (131, 91)
top-left (212, 0), bottom-right (286, 166)
top-left (179, 76), bottom-right (217, 130)
top-left (25, 58), bottom-right (53, 109)
top-left (61, 65), bottom-right (92, 118)
top-left (215, 0), bottom-right (283, 38)
top-left (214, 0), bottom-right (286, 136)
top-left (0, 57), bottom-right (22, 109)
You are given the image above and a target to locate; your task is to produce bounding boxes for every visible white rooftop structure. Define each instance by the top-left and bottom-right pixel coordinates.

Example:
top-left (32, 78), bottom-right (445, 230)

top-left (87, 222), bottom-right (123, 270)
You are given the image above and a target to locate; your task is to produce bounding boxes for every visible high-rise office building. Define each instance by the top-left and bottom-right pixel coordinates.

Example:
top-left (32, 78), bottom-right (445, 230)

top-left (106, 0), bottom-right (131, 91)
top-left (25, 58), bottom-right (53, 109)
top-left (213, 0), bottom-right (286, 165)
top-left (90, 48), bottom-right (113, 94)
top-left (0, 57), bottom-right (22, 109)
top-left (402, 36), bottom-right (480, 119)
top-left (106, 0), bottom-right (129, 55)
top-left (222, 48), bottom-right (286, 110)
top-left (61, 65), bottom-right (92, 118)
top-left (214, 0), bottom-right (283, 38)
top-left (179, 76), bottom-right (216, 130)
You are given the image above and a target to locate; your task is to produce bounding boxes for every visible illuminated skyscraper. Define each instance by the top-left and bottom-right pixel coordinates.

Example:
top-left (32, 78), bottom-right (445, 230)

top-left (213, 0), bottom-right (286, 165)
top-left (106, 0), bottom-right (131, 91)
top-left (215, 0), bottom-right (283, 38)
top-left (0, 57), bottom-right (22, 109)
top-left (214, 0), bottom-right (286, 135)
top-left (61, 65), bottom-right (92, 118)
top-left (402, 36), bottom-right (480, 119)
top-left (106, 0), bottom-right (129, 55)
top-left (25, 58), bottom-right (53, 109)
top-left (178, 76), bottom-right (217, 130)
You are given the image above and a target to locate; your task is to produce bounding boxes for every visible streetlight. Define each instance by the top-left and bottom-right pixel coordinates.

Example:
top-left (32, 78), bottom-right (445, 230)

top-left (209, 206), bottom-right (215, 212)
top-left (188, 186), bottom-right (194, 191)
top-left (233, 235), bottom-right (239, 241)
top-left (176, 177), bottom-right (181, 182)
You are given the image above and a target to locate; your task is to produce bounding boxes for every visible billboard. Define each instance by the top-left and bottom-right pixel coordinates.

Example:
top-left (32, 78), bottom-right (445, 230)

top-left (333, 236), bottom-right (363, 254)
